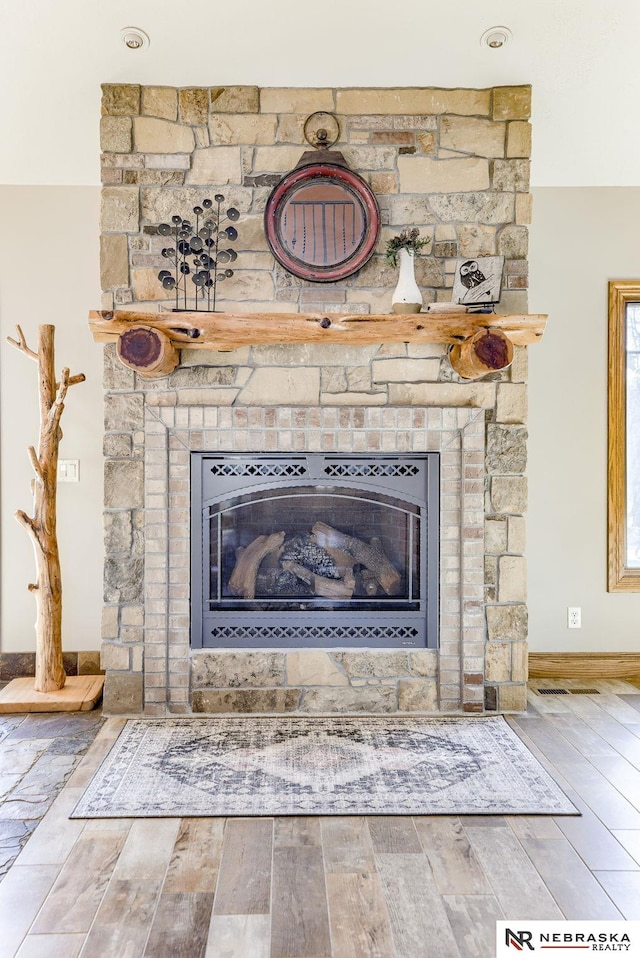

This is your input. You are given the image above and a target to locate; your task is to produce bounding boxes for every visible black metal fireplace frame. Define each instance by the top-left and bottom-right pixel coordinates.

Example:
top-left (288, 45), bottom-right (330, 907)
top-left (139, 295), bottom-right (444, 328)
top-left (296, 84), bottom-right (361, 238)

top-left (190, 452), bottom-right (439, 650)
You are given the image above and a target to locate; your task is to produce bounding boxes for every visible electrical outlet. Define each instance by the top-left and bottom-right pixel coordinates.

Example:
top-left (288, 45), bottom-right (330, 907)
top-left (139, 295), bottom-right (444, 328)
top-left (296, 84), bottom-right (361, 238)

top-left (567, 606), bottom-right (581, 629)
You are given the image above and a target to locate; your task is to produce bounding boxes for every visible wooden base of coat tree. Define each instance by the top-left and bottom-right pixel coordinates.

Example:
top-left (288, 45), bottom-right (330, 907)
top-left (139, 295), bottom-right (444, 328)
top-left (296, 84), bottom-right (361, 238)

top-left (0, 675), bottom-right (105, 713)
top-left (6, 325), bottom-right (85, 693)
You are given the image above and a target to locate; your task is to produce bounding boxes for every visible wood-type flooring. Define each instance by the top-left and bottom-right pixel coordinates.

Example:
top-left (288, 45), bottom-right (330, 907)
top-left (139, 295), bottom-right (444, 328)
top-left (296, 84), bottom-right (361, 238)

top-left (1, 677), bottom-right (640, 957)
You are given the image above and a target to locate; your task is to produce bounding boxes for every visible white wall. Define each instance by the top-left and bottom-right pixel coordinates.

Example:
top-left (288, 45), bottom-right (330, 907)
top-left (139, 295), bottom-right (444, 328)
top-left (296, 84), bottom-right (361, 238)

top-left (528, 187), bottom-right (640, 651)
top-left (0, 186), bottom-right (103, 651)
top-left (1, 185), bottom-right (639, 655)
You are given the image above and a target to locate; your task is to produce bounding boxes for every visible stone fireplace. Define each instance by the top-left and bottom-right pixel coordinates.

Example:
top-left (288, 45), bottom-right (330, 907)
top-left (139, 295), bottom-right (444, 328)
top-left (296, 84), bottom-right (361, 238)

top-left (99, 82), bottom-right (531, 716)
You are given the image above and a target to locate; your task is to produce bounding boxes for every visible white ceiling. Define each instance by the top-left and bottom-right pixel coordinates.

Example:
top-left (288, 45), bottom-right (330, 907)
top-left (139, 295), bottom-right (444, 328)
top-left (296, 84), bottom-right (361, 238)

top-left (1, 0), bottom-right (638, 187)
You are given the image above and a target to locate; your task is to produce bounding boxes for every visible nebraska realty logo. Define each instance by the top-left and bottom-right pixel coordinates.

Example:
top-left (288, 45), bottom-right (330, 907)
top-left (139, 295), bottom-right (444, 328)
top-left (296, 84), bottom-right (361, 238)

top-left (496, 922), bottom-right (640, 955)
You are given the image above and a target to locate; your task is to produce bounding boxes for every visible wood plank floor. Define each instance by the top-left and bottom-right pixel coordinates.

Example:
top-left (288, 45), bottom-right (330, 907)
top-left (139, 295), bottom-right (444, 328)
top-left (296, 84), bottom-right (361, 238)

top-left (2, 678), bottom-right (640, 957)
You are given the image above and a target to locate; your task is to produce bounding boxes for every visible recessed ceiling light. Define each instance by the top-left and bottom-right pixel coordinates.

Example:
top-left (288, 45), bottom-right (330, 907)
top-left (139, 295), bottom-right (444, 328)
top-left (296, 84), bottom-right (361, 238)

top-left (480, 26), bottom-right (512, 49)
top-left (121, 27), bottom-right (150, 51)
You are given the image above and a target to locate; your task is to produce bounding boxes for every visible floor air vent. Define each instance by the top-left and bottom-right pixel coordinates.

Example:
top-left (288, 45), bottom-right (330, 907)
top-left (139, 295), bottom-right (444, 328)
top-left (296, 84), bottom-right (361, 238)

top-left (536, 687), bottom-right (601, 695)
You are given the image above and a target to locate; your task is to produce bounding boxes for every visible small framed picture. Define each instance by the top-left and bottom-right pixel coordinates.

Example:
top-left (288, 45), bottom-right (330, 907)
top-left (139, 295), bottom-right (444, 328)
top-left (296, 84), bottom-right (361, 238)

top-left (452, 256), bottom-right (504, 306)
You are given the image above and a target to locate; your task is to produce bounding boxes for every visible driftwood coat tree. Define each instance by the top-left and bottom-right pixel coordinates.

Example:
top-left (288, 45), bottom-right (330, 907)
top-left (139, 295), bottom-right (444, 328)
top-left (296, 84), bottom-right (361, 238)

top-left (7, 325), bottom-right (85, 692)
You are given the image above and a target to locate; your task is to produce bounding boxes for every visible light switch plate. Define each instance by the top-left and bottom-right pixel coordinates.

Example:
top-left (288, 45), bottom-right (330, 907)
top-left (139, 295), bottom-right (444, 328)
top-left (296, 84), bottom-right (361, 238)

top-left (58, 460), bottom-right (79, 482)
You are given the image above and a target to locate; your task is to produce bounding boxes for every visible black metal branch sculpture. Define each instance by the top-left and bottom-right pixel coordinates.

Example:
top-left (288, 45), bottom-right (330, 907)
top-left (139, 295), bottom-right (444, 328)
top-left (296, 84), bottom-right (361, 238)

top-left (157, 195), bottom-right (240, 312)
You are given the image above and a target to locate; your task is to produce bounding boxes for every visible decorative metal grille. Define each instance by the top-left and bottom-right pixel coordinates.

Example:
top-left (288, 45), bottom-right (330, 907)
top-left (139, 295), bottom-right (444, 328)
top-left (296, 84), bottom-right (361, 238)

top-left (209, 462), bottom-right (307, 478)
top-left (569, 688), bottom-right (601, 695)
top-left (536, 688), bottom-right (569, 695)
top-left (323, 463), bottom-right (420, 478)
top-left (210, 625), bottom-right (420, 642)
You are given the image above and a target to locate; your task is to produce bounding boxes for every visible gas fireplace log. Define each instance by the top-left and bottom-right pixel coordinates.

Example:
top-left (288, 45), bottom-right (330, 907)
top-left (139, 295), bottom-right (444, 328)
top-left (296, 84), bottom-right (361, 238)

top-left (311, 522), bottom-right (400, 595)
top-left (324, 547), bottom-right (356, 579)
top-left (282, 561), bottom-right (355, 599)
top-left (448, 328), bottom-right (514, 380)
top-left (255, 567), bottom-right (303, 596)
top-left (361, 570), bottom-right (380, 597)
top-left (228, 532), bottom-right (285, 599)
top-left (280, 535), bottom-right (340, 579)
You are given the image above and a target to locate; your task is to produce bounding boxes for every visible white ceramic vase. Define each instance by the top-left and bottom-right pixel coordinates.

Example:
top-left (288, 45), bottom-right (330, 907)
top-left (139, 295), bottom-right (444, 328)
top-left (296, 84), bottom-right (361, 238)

top-left (391, 247), bottom-right (422, 314)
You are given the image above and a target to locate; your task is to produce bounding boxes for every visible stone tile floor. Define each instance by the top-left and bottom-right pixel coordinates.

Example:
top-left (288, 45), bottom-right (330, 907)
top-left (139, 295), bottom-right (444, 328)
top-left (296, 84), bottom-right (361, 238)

top-left (0, 708), bottom-right (104, 880)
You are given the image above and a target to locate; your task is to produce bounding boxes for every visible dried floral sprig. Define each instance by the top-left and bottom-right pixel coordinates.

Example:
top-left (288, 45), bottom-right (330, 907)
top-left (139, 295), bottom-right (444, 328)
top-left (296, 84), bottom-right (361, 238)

top-left (385, 228), bottom-right (431, 268)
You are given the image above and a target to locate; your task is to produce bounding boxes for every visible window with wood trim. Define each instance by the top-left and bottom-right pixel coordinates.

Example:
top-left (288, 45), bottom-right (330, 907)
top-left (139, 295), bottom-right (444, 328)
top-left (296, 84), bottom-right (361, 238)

top-left (608, 281), bottom-right (640, 590)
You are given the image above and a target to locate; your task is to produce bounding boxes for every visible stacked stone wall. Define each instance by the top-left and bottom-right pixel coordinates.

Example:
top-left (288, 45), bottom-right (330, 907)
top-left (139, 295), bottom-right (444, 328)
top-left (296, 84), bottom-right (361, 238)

top-left (99, 84), bottom-right (532, 715)
top-left (100, 83), bottom-right (531, 315)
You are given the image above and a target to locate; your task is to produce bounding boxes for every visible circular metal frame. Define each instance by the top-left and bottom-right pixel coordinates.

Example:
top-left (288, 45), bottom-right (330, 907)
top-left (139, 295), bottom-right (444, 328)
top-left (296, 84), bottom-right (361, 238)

top-left (264, 162), bottom-right (380, 283)
top-left (303, 111), bottom-right (341, 149)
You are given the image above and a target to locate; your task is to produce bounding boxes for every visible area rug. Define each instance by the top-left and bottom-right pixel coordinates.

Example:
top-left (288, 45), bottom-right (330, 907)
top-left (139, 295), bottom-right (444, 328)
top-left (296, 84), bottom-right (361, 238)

top-left (70, 716), bottom-right (577, 818)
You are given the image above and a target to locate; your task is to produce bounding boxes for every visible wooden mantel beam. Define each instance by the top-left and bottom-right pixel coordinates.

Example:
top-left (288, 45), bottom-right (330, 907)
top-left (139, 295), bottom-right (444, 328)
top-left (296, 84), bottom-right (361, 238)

top-left (89, 309), bottom-right (547, 351)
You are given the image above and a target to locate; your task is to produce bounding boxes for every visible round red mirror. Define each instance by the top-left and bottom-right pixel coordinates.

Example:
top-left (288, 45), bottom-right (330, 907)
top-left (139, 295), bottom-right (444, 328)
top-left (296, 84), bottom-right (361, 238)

top-left (264, 161), bottom-right (380, 283)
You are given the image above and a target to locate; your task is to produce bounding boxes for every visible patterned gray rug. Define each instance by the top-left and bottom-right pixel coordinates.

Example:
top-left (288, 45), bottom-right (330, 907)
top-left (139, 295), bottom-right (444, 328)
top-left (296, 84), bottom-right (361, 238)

top-left (71, 716), bottom-right (577, 817)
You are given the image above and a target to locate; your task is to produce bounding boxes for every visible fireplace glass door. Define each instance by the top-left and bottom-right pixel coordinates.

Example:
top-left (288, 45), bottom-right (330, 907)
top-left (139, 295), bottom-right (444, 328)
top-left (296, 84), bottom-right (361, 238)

top-left (191, 454), bottom-right (439, 649)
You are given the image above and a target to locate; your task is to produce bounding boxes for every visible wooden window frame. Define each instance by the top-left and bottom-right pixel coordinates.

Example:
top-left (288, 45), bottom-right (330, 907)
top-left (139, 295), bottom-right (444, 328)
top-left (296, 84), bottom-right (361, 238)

top-left (608, 280), bottom-right (640, 590)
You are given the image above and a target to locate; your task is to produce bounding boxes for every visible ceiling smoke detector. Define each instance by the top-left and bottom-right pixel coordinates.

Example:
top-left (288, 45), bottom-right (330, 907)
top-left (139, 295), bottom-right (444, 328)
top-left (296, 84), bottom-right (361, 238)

top-left (480, 26), bottom-right (512, 49)
top-left (120, 27), bottom-right (150, 51)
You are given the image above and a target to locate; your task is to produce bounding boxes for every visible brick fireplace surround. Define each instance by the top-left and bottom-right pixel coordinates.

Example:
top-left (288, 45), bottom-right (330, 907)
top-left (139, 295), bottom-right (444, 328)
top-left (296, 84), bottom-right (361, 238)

top-left (99, 83), bottom-right (531, 716)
